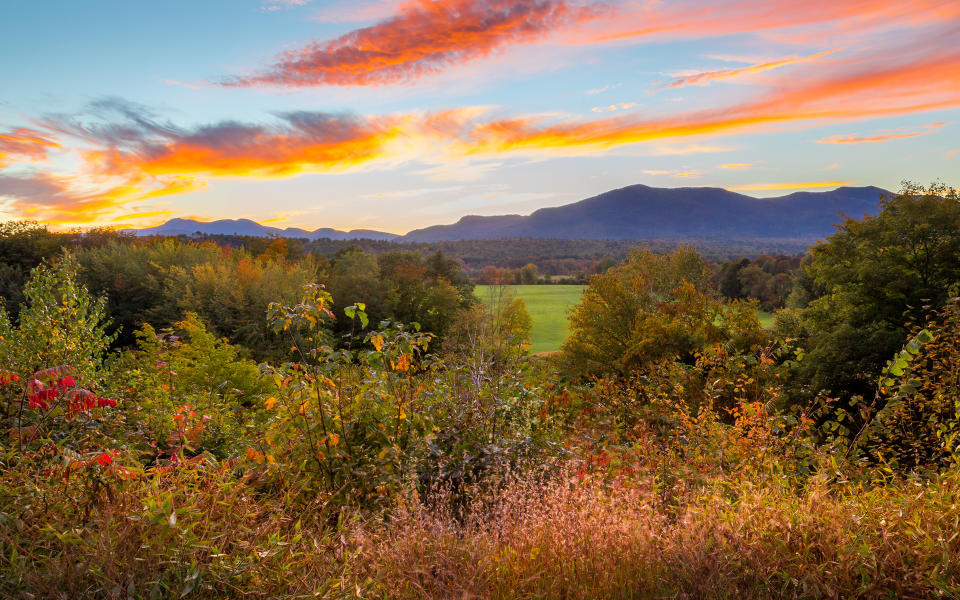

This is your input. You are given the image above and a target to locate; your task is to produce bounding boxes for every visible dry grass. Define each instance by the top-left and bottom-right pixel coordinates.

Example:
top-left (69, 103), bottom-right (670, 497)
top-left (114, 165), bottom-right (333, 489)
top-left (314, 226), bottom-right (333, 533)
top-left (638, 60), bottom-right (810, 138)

top-left (359, 469), bottom-right (960, 600)
top-left (3, 464), bottom-right (960, 599)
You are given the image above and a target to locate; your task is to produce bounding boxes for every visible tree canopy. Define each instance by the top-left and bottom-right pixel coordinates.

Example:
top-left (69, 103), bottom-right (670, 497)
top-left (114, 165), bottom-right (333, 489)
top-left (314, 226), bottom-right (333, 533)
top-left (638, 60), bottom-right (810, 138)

top-left (798, 181), bottom-right (960, 400)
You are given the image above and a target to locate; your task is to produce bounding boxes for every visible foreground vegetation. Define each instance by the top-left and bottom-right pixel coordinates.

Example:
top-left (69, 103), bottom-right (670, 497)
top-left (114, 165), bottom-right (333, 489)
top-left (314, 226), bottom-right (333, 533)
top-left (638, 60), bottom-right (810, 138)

top-left (1, 182), bottom-right (959, 598)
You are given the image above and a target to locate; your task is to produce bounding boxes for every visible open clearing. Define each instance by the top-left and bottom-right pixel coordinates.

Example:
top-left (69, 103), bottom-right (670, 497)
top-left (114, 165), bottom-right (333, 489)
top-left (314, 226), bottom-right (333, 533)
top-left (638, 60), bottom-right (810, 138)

top-left (476, 285), bottom-right (775, 353)
top-left (758, 311), bottom-right (774, 328)
top-left (474, 285), bottom-right (585, 354)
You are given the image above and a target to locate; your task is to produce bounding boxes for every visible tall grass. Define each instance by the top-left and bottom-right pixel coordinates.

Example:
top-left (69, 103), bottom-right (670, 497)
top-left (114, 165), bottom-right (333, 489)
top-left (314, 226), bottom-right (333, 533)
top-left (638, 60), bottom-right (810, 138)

top-left (361, 468), bottom-right (960, 599)
top-left (4, 462), bottom-right (959, 599)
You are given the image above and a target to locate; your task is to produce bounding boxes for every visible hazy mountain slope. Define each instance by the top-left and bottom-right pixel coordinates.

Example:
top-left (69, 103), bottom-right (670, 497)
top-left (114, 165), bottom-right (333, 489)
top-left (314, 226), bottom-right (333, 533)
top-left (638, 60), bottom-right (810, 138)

top-left (125, 218), bottom-right (400, 241)
top-left (126, 185), bottom-right (889, 243)
top-left (401, 185), bottom-right (889, 242)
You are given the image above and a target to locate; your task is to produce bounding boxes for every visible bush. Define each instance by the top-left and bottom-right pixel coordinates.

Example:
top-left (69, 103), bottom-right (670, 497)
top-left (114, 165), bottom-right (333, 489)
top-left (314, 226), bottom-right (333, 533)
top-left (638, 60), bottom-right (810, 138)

top-left (561, 247), bottom-right (764, 377)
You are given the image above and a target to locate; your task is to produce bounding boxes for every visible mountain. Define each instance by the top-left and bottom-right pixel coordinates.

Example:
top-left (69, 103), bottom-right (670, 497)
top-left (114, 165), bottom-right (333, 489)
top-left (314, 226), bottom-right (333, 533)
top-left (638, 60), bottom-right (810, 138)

top-left (124, 218), bottom-right (400, 241)
top-left (125, 185), bottom-right (890, 243)
top-left (400, 185), bottom-right (890, 242)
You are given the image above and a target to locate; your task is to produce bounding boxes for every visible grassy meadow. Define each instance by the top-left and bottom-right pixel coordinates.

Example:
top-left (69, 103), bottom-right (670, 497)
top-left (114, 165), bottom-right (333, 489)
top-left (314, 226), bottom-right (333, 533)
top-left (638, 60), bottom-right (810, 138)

top-left (475, 284), bottom-right (585, 353)
top-left (476, 285), bottom-right (774, 353)
top-left (758, 310), bottom-right (774, 328)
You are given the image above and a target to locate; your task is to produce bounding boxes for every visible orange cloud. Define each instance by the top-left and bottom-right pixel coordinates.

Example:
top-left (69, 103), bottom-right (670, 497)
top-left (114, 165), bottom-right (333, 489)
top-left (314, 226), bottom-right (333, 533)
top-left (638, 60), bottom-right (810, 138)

top-left (728, 181), bottom-right (853, 191)
top-left (226, 0), bottom-right (606, 87)
top-left (458, 43), bottom-right (960, 155)
top-left (662, 48), bottom-right (842, 89)
top-left (7, 33), bottom-right (958, 225)
top-left (71, 110), bottom-right (408, 181)
top-left (107, 210), bottom-right (176, 222)
top-left (0, 128), bottom-right (61, 168)
top-left (720, 163), bottom-right (753, 169)
top-left (0, 172), bottom-right (206, 225)
top-left (3, 108), bottom-right (429, 224)
top-left (594, 0), bottom-right (960, 45)
top-left (818, 122), bottom-right (946, 144)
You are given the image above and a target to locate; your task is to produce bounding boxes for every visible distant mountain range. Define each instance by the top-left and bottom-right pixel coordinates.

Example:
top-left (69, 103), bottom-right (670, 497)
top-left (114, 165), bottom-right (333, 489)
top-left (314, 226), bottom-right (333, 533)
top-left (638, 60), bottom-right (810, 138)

top-left (401, 185), bottom-right (890, 242)
top-left (125, 185), bottom-right (891, 243)
top-left (124, 218), bottom-right (401, 241)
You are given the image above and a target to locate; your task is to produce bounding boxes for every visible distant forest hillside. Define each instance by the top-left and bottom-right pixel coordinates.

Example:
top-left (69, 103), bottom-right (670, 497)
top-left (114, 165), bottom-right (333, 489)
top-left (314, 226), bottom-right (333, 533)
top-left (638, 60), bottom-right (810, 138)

top-left (189, 234), bottom-right (811, 276)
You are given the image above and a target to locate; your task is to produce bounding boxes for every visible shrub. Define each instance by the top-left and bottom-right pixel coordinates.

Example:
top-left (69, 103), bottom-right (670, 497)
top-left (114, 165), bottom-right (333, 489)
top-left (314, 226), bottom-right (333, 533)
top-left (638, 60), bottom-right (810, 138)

top-left (0, 254), bottom-right (114, 395)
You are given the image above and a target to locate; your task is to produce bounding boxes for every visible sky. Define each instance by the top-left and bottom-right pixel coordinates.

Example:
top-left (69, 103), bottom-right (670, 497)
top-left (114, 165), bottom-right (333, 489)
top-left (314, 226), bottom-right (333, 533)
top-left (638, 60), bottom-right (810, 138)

top-left (0, 0), bottom-right (958, 234)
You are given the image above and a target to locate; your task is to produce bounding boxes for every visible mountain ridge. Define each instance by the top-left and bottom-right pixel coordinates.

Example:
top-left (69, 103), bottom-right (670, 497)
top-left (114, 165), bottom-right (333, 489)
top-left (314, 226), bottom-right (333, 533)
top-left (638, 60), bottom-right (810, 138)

top-left (124, 185), bottom-right (892, 243)
top-left (401, 185), bottom-right (890, 242)
top-left (123, 218), bottom-right (401, 241)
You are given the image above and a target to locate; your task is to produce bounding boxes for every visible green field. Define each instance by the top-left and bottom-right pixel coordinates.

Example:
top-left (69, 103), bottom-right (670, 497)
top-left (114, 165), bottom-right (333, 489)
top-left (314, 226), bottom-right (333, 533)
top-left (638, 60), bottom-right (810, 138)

top-left (758, 311), bottom-right (774, 328)
top-left (474, 285), bottom-right (585, 354)
top-left (475, 286), bottom-right (775, 354)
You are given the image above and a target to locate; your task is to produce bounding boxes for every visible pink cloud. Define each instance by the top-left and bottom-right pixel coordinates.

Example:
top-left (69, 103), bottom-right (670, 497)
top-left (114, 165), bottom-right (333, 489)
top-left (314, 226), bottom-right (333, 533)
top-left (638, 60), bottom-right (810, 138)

top-left (224, 0), bottom-right (608, 87)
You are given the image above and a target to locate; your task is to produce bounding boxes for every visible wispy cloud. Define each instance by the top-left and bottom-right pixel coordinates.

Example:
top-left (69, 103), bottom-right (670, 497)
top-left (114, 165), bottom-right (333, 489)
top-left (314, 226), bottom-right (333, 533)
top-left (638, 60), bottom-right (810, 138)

top-left (728, 180), bottom-right (853, 191)
top-left (585, 82), bottom-right (621, 95)
top-left (818, 122), bottom-right (946, 144)
top-left (649, 144), bottom-right (735, 156)
top-left (0, 171), bottom-right (203, 224)
top-left (107, 210), bottom-right (176, 222)
top-left (592, 0), bottom-right (960, 45)
top-left (310, 0), bottom-right (403, 23)
top-left (361, 185), bottom-right (465, 199)
top-left (642, 169), bottom-right (701, 178)
top-left (591, 102), bottom-right (636, 113)
top-left (262, 0), bottom-right (311, 12)
top-left (0, 128), bottom-right (61, 168)
top-left (719, 163), bottom-right (753, 169)
top-left (226, 0), bottom-right (608, 87)
top-left (661, 48), bottom-right (842, 90)
top-left (458, 40), bottom-right (960, 156)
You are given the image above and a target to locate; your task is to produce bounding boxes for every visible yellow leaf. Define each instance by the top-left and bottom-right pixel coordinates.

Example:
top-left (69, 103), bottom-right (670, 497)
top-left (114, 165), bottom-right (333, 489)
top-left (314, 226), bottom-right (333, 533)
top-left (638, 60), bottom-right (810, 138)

top-left (393, 353), bottom-right (411, 371)
top-left (371, 334), bottom-right (384, 352)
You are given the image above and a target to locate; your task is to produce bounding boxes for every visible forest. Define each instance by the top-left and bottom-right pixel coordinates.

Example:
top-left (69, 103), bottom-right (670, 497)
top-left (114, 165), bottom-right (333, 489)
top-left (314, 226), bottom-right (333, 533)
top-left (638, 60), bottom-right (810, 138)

top-left (1, 181), bottom-right (959, 598)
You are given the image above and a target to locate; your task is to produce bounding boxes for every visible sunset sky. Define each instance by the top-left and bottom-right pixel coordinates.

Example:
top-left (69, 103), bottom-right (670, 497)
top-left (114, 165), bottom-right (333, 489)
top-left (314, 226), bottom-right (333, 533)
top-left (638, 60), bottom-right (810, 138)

top-left (1, 0), bottom-right (958, 233)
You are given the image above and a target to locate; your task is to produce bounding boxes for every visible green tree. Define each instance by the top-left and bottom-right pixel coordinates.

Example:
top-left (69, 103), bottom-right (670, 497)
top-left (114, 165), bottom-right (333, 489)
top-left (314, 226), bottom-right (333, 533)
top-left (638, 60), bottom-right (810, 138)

top-left (519, 263), bottom-right (539, 285)
top-left (0, 254), bottom-right (114, 385)
top-left (326, 247), bottom-right (388, 332)
top-left (718, 257), bottom-right (750, 299)
top-left (799, 181), bottom-right (960, 401)
top-left (77, 238), bottom-right (223, 346)
top-left (0, 222), bottom-right (73, 318)
top-left (178, 253), bottom-right (317, 357)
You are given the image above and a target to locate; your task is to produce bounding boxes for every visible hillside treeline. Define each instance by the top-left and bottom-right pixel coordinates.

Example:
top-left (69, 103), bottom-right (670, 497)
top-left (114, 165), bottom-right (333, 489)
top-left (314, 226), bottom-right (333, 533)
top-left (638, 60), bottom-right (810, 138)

top-left (2, 181), bottom-right (960, 598)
